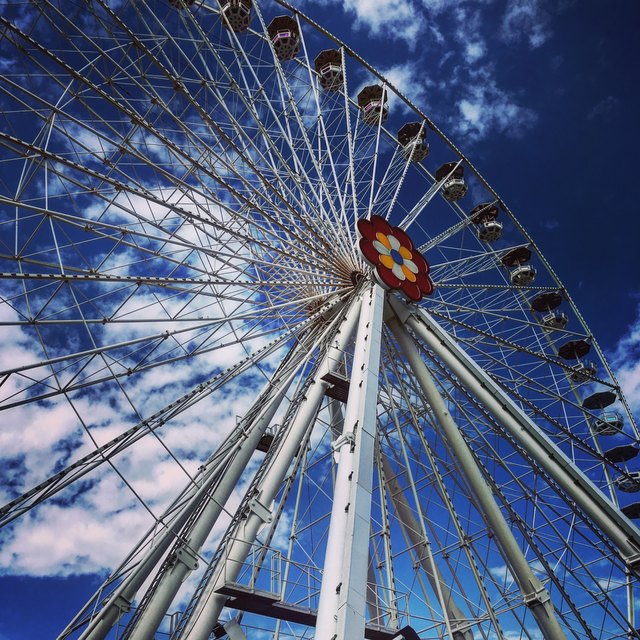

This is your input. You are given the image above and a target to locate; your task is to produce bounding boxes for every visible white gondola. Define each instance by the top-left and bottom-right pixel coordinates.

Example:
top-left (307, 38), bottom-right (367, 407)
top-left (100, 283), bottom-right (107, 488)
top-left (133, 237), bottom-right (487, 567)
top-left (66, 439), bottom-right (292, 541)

top-left (542, 310), bottom-right (569, 331)
top-left (442, 177), bottom-right (467, 201)
top-left (398, 122), bottom-right (429, 162)
top-left (437, 162), bottom-right (467, 202)
top-left (510, 264), bottom-right (537, 286)
top-left (267, 16), bottom-right (300, 61)
top-left (403, 137), bottom-right (429, 162)
top-left (569, 360), bottom-right (597, 383)
top-left (502, 247), bottom-right (536, 286)
top-left (358, 85), bottom-right (388, 126)
top-left (615, 472), bottom-right (640, 493)
top-left (470, 203), bottom-right (502, 243)
top-left (477, 220), bottom-right (503, 242)
top-left (314, 49), bottom-right (343, 91)
top-left (362, 101), bottom-right (388, 125)
top-left (531, 291), bottom-right (568, 331)
top-left (592, 411), bottom-right (624, 436)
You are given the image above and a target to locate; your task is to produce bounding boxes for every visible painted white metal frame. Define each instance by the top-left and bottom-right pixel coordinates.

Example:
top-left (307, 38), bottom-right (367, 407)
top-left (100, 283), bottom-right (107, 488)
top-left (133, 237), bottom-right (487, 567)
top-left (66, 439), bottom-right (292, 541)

top-left (388, 296), bottom-right (640, 570)
top-left (181, 295), bottom-right (363, 640)
top-left (387, 306), bottom-right (567, 640)
top-left (316, 282), bottom-right (384, 639)
top-left (77, 338), bottom-right (307, 640)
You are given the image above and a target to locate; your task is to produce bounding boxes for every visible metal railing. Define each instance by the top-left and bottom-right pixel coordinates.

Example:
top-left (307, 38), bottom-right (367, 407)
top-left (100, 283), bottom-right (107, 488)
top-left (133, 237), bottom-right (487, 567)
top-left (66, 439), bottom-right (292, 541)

top-left (221, 539), bottom-right (410, 628)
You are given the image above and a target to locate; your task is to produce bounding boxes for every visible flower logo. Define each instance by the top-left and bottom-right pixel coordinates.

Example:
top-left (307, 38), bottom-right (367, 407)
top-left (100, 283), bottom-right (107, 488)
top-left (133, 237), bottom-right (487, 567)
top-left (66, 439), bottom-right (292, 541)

top-left (357, 215), bottom-right (434, 301)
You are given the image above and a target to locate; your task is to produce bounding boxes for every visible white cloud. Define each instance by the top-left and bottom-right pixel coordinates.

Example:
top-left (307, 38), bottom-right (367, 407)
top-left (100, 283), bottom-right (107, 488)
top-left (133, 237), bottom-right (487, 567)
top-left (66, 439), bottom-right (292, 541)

top-left (449, 4), bottom-right (489, 64)
top-left (0, 371), bottom-right (265, 577)
top-left (503, 631), bottom-right (543, 640)
top-left (310, 0), bottom-right (427, 47)
top-left (0, 235), bottom-right (294, 578)
top-left (501, 0), bottom-right (552, 49)
top-left (303, 0), bottom-right (540, 146)
top-left (453, 67), bottom-right (538, 142)
top-left (459, 99), bottom-right (482, 126)
top-left (489, 563), bottom-right (513, 585)
top-left (596, 575), bottom-right (627, 594)
top-left (350, 0), bottom-right (426, 44)
top-left (609, 304), bottom-right (640, 416)
top-left (465, 41), bottom-right (487, 63)
top-left (587, 96), bottom-right (620, 121)
top-left (0, 201), bottom-right (281, 580)
top-left (376, 61), bottom-right (434, 112)
top-left (420, 0), bottom-right (491, 14)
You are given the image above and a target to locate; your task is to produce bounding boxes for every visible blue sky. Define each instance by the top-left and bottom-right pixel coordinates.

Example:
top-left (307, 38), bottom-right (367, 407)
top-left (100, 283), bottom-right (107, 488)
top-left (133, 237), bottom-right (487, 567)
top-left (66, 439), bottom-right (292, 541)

top-left (1, 0), bottom-right (640, 638)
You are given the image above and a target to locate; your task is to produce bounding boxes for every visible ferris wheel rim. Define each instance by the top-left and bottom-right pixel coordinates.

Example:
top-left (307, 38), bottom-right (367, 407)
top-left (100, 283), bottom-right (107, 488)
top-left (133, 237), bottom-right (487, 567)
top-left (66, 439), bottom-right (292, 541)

top-left (0, 1), bottom-right (638, 639)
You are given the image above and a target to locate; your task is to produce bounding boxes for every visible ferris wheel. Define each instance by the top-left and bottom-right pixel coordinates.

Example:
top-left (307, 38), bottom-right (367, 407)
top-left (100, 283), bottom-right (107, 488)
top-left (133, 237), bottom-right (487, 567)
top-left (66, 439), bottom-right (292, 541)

top-left (1, 0), bottom-right (639, 639)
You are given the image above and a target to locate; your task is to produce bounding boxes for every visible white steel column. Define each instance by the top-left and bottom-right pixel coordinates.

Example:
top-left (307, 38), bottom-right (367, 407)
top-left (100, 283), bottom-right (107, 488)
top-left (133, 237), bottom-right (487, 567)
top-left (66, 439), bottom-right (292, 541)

top-left (182, 297), bottom-right (363, 640)
top-left (127, 389), bottom-right (294, 638)
top-left (316, 282), bottom-right (384, 640)
top-left (387, 312), bottom-right (567, 640)
top-left (394, 299), bottom-right (640, 569)
top-left (77, 347), bottom-right (303, 640)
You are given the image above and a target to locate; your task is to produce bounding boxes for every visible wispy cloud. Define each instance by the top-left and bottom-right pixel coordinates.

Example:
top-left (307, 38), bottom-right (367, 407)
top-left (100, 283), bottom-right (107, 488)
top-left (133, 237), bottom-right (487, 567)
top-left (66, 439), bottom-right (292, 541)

top-left (0, 377), bottom-right (261, 576)
top-left (452, 66), bottom-right (538, 142)
top-left (376, 61), bottom-right (434, 111)
top-left (311, 0), bottom-right (548, 143)
top-left (0, 189), bottom-right (278, 578)
top-left (464, 41), bottom-right (487, 63)
top-left (609, 303), bottom-right (640, 416)
top-left (310, 0), bottom-right (427, 47)
top-left (448, 4), bottom-right (489, 64)
top-left (500, 0), bottom-right (553, 49)
top-left (587, 96), bottom-right (620, 121)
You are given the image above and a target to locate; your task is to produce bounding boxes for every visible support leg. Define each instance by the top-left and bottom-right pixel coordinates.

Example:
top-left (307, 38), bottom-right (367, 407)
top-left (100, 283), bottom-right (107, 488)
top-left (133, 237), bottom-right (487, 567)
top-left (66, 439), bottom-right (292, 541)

top-left (381, 454), bottom-right (473, 640)
top-left (78, 347), bottom-right (301, 640)
top-left (180, 297), bottom-right (363, 640)
top-left (387, 312), bottom-right (566, 640)
top-left (126, 366), bottom-right (296, 640)
top-left (316, 283), bottom-right (384, 639)
top-left (392, 298), bottom-right (640, 569)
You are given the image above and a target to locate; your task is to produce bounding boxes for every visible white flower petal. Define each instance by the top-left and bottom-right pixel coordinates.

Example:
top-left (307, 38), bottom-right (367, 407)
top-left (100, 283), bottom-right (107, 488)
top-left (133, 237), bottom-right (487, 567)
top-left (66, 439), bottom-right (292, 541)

top-left (373, 240), bottom-right (391, 255)
top-left (392, 262), bottom-right (406, 281)
top-left (388, 235), bottom-right (400, 251)
top-left (404, 259), bottom-right (418, 274)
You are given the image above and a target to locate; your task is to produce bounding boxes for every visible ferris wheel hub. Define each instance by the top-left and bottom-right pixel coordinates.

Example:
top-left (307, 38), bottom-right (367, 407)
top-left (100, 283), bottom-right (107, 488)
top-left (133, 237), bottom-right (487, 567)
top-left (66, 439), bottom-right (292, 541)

top-left (349, 270), bottom-right (366, 286)
top-left (357, 215), bottom-right (433, 301)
